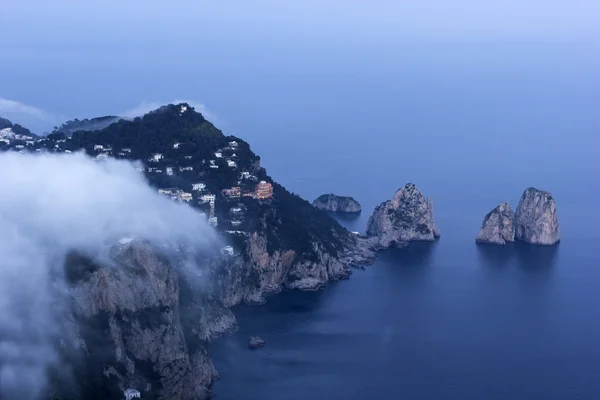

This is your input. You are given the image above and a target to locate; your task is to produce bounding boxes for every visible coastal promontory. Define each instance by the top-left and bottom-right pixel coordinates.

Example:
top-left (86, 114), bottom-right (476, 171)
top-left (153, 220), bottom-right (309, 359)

top-left (312, 194), bottom-right (361, 213)
top-left (514, 187), bottom-right (560, 245)
top-left (476, 202), bottom-right (515, 245)
top-left (366, 183), bottom-right (440, 248)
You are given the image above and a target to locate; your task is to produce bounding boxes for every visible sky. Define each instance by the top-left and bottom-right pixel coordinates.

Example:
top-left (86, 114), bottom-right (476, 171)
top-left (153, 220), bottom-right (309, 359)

top-left (0, 0), bottom-right (599, 141)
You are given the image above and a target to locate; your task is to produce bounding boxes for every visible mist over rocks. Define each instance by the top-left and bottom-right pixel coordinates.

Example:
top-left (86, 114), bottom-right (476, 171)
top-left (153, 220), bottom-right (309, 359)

top-left (0, 152), bottom-right (218, 399)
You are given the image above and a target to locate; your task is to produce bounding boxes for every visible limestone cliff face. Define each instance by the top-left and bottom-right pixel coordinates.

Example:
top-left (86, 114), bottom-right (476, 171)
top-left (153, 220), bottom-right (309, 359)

top-left (476, 202), bottom-right (515, 245)
top-left (69, 241), bottom-right (222, 400)
top-left (213, 231), bottom-right (374, 308)
top-left (312, 194), bottom-right (362, 213)
top-left (366, 183), bottom-right (440, 248)
top-left (514, 187), bottom-right (560, 245)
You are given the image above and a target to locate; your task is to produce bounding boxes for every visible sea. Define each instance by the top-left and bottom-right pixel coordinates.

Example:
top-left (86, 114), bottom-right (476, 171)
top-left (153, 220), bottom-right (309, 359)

top-left (207, 41), bottom-right (600, 400)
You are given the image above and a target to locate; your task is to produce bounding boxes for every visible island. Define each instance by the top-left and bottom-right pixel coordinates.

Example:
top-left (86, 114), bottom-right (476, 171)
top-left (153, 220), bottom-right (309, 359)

top-left (366, 183), bottom-right (440, 248)
top-left (515, 187), bottom-right (560, 245)
top-left (312, 194), bottom-right (361, 213)
top-left (476, 202), bottom-right (515, 245)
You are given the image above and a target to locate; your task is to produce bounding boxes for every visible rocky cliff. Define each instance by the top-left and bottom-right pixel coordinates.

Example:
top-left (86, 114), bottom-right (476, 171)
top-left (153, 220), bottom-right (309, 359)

top-left (514, 187), bottom-right (560, 245)
top-left (476, 202), bottom-right (515, 245)
top-left (366, 183), bottom-right (440, 248)
top-left (64, 240), bottom-right (224, 400)
top-left (312, 194), bottom-right (361, 213)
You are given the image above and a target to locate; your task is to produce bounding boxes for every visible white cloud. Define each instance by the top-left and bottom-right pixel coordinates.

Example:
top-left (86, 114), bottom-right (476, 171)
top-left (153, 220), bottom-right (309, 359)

top-left (0, 97), bottom-right (52, 121)
top-left (120, 100), bottom-right (216, 122)
top-left (0, 152), bottom-right (218, 398)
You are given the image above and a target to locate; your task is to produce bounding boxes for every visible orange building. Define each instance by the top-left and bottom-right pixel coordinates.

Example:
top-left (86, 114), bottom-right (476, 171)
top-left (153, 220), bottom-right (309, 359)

top-left (256, 181), bottom-right (273, 199)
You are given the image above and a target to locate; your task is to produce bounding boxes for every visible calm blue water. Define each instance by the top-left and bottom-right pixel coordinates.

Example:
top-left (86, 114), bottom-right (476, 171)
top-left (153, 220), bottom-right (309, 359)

top-left (209, 42), bottom-right (600, 400)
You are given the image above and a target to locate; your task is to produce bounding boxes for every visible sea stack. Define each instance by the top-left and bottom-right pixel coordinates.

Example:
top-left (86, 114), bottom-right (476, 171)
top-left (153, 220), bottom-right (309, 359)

top-left (514, 187), bottom-right (560, 245)
top-left (476, 202), bottom-right (515, 245)
top-left (312, 194), bottom-right (361, 213)
top-left (366, 183), bottom-right (440, 248)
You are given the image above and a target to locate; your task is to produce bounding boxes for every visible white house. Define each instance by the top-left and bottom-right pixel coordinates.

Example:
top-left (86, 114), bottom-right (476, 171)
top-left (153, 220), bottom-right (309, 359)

top-left (179, 192), bottom-right (193, 202)
top-left (229, 140), bottom-right (238, 147)
top-left (215, 152), bottom-right (222, 158)
top-left (231, 153), bottom-right (237, 158)
top-left (65, 150), bottom-right (72, 154)
top-left (231, 220), bottom-right (242, 227)
top-left (221, 246), bottom-right (234, 256)
top-left (227, 160), bottom-right (237, 168)
top-left (200, 194), bottom-right (216, 203)
top-left (26, 140), bottom-right (35, 145)
top-left (15, 144), bottom-right (24, 150)
top-left (192, 183), bottom-right (206, 191)
top-left (210, 164), bottom-right (219, 169)
top-left (241, 171), bottom-right (250, 179)
top-left (124, 388), bottom-right (141, 400)
top-left (173, 142), bottom-right (181, 149)
top-left (122, 148), bottom-right (132, 153)
top-left (179, 166), bottom-right (194, 172)
top-left (184, 155), bottom-right (192, 160)
top-left (149, 153), bottom-right (163, 162)
top-left (231, 207), bottom-right (242, 213)
top-left (93, 144), bottom-right (104, 151)
top-left (166, 167), bottom-right (173, 176)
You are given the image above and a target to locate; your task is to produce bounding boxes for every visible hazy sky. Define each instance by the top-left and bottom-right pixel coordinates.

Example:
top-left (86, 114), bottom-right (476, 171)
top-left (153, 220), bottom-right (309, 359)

top-left (1, 0), bottom-right (599, 134)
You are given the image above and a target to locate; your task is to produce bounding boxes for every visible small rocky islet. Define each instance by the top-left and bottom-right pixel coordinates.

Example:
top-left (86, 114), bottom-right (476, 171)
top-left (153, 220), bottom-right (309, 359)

top-left (366, 183), bottom-right (440, 249)
top-left (312, 193), bottom-right (362, 213)
top-left (477, 187), bottom-right (560, 246)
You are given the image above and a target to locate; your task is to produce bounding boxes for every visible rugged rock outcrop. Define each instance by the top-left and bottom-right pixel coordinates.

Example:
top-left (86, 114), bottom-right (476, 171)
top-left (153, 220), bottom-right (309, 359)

top-left (67, 240), bottom-right (225, 400)
top-left (366, 183), bottom-right (440, 248)
top-left (248, 336), bottom-right (266, 349)
top-left (514, 187), bottom-right (560, 245)
top-left (476, 202), bottom-right (515, 245)
top-left (312, 194), bottom-right (361, 213)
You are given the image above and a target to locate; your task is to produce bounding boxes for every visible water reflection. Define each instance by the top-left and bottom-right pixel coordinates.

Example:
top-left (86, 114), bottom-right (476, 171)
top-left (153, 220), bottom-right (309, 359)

top-left (476, 242), bottom-right (514, 268)
top-left (514, 241), bottom-right (559, 271)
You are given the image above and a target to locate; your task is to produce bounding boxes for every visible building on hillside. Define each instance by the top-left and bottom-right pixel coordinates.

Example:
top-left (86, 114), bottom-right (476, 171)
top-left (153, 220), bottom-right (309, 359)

top-left (178, 192), bottom-right (193, 202)
top-left (93, 144), bottom-right (104, 151)
top-left (158, 189), bottom-right (174, 196)
top-left (65, 150), bottom-right (72, 154)
top-left (122, 148), bottom-right (132, 153)
top-left (256, 181), bottom-right (273, 199)
top-left (173, 142), bottom-right (181, 149)
top-left (149, 153), bottom-right (163, 162)
top-left (184, 155), bottom-right (192, 160)
top-left (179, 166), bottom-right (193, 172)
top-left (135, 166), bottom-right (145, 172)
top-left (221, 246), bottom-right (234, 256)
top-left (231, 220), bottom-right (242, 227)
top-left (227, 160), bottom-right (237, 168)
top-left (124, 388), bottom-right (141, 400)
top-left (215, 152), bottom-right (222, 158)
top-left (95, 153), bottom-right (108, 161)
top-left (166, 167), bottom-right (173, 176)
top-left (229, 140), bottom-right (238, 147)
top-left (208, 216), bottom-right (218, 227)
top-left (223, 187), bottom-right (241, 198)
top-left (200, 194), bottom-right (216, 203)
top-left (192, 183), bottom-right (206, 191)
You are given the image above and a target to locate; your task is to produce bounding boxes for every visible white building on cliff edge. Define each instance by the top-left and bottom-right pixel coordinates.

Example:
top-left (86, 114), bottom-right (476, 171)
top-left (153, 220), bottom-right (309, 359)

top-left (124, 388), bottom-right (141, 400)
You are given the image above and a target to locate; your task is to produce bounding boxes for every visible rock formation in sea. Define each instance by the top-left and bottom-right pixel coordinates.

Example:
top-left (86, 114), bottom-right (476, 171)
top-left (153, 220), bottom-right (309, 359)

top-left (476, 202), bottom-right (515, 245)
top-left (366, 183), bottom-right (440, 248)
top-left (248, 336), bottom-right (266, 349)
top-left (312, 194), bottom-right (362, 213)
top-left (514, 187), bottom-right (560, 245)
